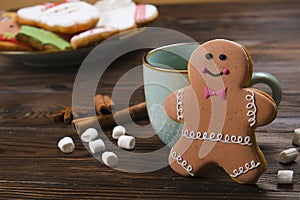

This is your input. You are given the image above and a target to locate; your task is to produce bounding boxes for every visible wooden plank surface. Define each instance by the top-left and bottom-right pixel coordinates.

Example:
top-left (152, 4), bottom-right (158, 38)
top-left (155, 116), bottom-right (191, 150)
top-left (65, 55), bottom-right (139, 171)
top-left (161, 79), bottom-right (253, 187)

top-left (1, 0), bottom-right (300, 199)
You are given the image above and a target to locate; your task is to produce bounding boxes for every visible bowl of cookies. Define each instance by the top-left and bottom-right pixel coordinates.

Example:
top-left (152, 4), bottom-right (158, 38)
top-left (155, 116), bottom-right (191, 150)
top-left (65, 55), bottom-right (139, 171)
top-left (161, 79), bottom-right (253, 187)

top-left (0, 0), bottom-right (159, 67)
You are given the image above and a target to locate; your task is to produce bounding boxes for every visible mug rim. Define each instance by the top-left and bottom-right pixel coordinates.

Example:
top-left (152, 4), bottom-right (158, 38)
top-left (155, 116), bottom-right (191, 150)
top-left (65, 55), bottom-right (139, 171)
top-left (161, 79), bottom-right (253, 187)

top-left (143, 42), bottom-right (199, 74)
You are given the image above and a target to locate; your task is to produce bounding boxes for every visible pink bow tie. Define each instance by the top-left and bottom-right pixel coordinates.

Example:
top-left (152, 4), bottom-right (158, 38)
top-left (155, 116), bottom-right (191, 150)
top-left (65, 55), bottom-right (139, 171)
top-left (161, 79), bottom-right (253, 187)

top-left (204, 86), bottom-right (227, 100)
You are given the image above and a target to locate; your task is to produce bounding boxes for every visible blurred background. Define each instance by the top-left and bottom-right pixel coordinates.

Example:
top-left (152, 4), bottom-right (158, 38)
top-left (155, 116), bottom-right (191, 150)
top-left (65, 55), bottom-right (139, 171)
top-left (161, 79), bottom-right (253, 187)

top-left (1, 0), bottom-right (258, 10)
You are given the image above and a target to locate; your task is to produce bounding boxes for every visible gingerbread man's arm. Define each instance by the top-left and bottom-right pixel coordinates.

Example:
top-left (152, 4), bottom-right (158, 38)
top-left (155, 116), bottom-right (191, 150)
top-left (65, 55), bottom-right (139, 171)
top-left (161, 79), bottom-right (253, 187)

top-left (164, 87), bottom-right (186, 123)
top-left (246, 88), bottom-right (277, 127)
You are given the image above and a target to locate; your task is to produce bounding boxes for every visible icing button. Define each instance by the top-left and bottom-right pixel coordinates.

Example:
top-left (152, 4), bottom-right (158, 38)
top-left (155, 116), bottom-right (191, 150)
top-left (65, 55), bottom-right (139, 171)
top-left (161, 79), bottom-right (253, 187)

top-left (200, 66), bottom-right (206, 73)
top-left (222, 68), bottom-right (229, 75)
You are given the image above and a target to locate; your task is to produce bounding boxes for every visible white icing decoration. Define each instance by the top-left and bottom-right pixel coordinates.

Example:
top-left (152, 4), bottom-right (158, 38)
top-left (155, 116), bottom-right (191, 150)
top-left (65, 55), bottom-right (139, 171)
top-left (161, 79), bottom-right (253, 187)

top-left (39, 1), bottom-right (100, 27)
top-left (182, 129), bottom-right (252, 146)
top-left (176, 89), bottom-right (184, 121)
top-left (170, 149), bottom-right (194, 176)
top-left (96, 3), bottom-right (158, 30)
top-left (140, 4), bottom-right (158, 22)
top-left (17, 4), bottom-right (51, 22)
top-left (96, 4), bottom-right (136, 30)
top-left (18, 1), bottom-right (99, 28)
top-left (230, 160), bottom-right (261, 178)
top-left (94, 0), bottom-right (135, 12)
top-left (245, 89), bottom-right (257, 127)
top-left (71, 26), bottom-right (117, 41)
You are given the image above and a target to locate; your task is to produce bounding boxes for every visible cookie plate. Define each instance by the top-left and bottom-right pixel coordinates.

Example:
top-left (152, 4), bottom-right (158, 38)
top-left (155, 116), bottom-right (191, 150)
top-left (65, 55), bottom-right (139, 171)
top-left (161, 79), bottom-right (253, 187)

top-left (0, 46), bottom-right (94, 67)
top-left (0, 27), bottom-right (146, 67)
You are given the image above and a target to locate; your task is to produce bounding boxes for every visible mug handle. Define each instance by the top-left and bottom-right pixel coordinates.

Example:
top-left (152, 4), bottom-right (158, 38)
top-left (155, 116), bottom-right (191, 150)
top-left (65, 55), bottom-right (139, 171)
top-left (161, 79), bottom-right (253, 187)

top-left (250, 72), bottom-right (282, 106)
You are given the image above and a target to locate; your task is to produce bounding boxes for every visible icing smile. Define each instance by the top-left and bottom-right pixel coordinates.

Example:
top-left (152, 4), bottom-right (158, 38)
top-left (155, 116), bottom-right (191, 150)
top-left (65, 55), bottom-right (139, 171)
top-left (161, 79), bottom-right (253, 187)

top-left (201, 67), bottom-right (229, 77)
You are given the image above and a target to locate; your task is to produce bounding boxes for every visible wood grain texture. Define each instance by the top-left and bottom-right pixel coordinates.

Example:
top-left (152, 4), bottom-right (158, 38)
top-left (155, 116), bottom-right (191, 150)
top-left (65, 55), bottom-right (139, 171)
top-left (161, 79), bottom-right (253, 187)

top-left (1, 0), bottom-right (300, 199)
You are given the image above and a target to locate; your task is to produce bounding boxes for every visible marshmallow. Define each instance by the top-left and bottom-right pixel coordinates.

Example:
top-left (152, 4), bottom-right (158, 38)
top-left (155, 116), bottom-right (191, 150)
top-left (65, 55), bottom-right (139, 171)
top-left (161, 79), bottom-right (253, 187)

top-left (277, 170), bottom-right (294, 184)
top-left (102, 151), bottom-right (118, 167)
top-left (117, 135), bottom-right (135, 150)
top-left (112, 125), bottom-right (126, 139)
top-left (292, 128), bottom-right (300, 146)
top-left (89, 139), bottom-right (105, 153)
top-left (279, 148), bottom-right (299, 164)
top-left (81, 128), bottom-right (98, 142)
top-left (58, 137), bottom-right (75, 153)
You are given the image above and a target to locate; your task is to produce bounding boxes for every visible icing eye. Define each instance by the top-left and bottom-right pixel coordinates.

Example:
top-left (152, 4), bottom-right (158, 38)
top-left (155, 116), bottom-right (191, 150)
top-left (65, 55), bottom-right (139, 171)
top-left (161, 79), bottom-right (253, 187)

top-left (219, 54), bottom-right (227, 61)
top-left (9, 25), bottom-right (14, 28)
top-left (205, 53), bottom-right (213, 60)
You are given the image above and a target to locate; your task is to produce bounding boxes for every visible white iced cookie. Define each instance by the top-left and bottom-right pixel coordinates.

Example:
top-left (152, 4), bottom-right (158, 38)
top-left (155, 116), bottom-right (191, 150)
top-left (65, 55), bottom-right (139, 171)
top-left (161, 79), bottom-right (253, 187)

top-left (68, 1), bottom-right (159, 48)
top-left (70, 26), bottom-right (118, 49)
top-left (134, 4), bottom-right (159, 26)
top-left (94, 0), bottom-right (135, 12)
top-left (96, 5), bottom-right (137, 31)
top-left (17, 0), bottom-right (100, 34)
top-left (17, 3), bottom-right (52, 26)
top-left (95, 1), bottom-right (158, 30)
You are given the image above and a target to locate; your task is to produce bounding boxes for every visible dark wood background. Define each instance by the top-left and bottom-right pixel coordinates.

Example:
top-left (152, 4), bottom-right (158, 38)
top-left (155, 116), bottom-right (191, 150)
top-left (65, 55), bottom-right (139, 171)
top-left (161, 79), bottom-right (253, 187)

top-left (1, 0), bottom-right (300, 199)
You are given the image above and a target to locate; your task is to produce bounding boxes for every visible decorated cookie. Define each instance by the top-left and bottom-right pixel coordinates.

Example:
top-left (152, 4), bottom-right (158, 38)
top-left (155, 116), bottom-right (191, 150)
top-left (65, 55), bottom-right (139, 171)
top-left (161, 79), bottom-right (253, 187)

top-left (68, 0), bottom-right (158, 49)
top-left (16, 25), bottom-right (71, 51)
top-left (17, 0), bottom-right (100, 34)
top-left (70, 26), bottom-right (118, 49)
top-left (16, 3), bottom-right (52, 27)
top-left (164, 39), bottom-right (277, 184)
top-left (95, 0), bottom-right (135, 12)
top-left (0, 12), bottom-right (32, 51)
top-left (95, 0), bottom-right (159, 30)
top-left (134, 4), bottom-right (159, 27)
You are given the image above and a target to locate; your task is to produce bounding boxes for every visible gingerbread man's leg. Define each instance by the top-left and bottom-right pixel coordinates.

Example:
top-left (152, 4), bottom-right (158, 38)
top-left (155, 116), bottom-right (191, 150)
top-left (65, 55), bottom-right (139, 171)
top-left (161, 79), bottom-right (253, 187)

top-left (217, 143), bottom-right (265, 184)
top-left (169, 138), bottom-right (210, 177)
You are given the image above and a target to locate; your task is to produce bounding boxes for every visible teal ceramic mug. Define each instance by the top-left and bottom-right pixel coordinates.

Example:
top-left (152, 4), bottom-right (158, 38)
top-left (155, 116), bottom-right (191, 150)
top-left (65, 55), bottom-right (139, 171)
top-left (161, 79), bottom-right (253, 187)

top-left (142, 43), bottom-right (282, 146)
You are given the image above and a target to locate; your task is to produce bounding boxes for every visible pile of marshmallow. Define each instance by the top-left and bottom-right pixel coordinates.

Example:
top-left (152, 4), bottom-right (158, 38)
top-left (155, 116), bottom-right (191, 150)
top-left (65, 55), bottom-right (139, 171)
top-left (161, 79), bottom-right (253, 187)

top-left (277, 128), bottom-right (300, 185)
top-left (58, 126), bottom-right (300, 185)
top-left (58, 125), bottom-right (134, 167)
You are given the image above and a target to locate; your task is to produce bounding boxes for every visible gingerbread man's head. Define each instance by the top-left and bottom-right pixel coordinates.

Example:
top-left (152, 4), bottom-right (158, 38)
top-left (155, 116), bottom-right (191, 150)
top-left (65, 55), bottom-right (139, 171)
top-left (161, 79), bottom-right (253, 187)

top-left (0, 12), bottom-right (20, 36)
top-left (188, 39), bottom-right (253, 92)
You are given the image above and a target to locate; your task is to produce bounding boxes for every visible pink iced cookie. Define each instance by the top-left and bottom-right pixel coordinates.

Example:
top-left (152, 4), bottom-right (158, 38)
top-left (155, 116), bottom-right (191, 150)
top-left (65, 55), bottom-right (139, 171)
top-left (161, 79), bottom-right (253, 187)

top-left (134, 4), bottom-right (159, 26)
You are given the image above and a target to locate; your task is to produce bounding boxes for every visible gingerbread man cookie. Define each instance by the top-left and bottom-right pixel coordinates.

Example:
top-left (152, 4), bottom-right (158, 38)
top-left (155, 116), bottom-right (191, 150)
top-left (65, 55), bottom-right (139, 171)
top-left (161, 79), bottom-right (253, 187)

top-left (0, 12), bottom-right (32, 51)
top-left (164, 39), bottom-right (277, 184)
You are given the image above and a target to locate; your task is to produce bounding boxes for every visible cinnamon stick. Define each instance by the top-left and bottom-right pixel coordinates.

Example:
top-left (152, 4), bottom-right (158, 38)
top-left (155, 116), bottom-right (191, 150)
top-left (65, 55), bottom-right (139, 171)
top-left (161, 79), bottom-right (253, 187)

top-left (63, 106), bottom-right (73, 124)
top-left (94, 94), bottom-right (114, 115)
top-left (103, 95), bottom-right (115, 113)
top-left (72, 102), bottom-right (147, 134)
top-left (53, 109), bottom-right (65, 122)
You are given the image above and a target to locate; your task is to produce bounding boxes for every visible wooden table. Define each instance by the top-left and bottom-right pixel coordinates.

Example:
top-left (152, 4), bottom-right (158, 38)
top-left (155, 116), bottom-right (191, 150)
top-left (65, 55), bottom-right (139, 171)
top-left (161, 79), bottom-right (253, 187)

top-left (1, 0), bottom-right (300, 199)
